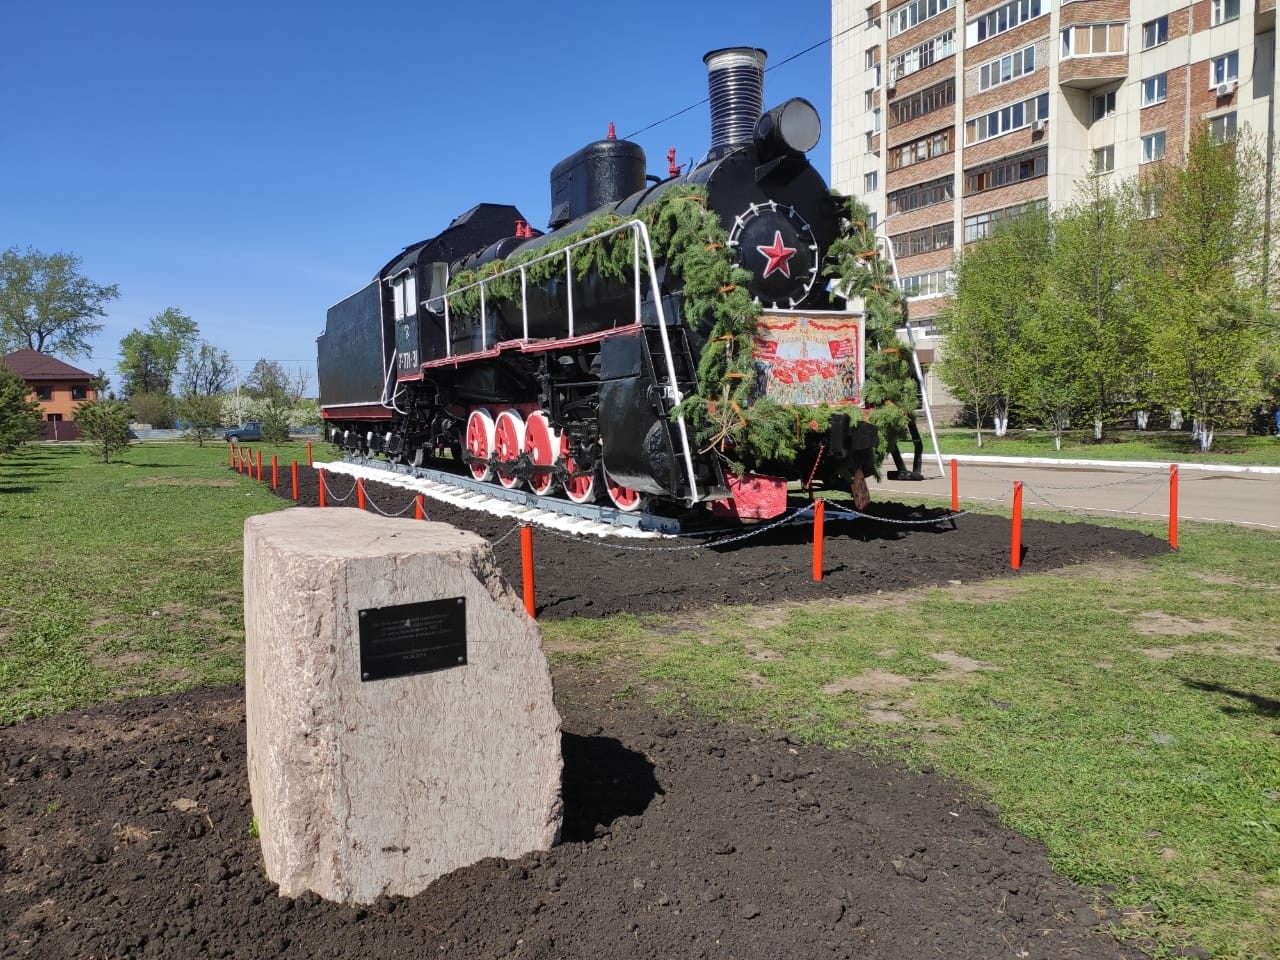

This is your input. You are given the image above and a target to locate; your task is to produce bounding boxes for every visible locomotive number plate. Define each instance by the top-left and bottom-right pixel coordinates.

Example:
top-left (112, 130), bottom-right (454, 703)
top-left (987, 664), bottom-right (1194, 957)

top-left (358, 597), bottom-right (467, 681)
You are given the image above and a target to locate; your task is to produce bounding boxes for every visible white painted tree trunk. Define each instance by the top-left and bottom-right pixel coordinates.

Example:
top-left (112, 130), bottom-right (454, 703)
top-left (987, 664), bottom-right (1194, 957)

top-left (1170, 409), bottom-right (1184, 430)
top-left (1135, 410), bottom-right (1149, 430)
top-left (1093, 419), bottom-right (1103, 440)
top-left (1191, 418), bottom-right (1202, 440)
top-left (994, 401), bottom-right (1009, 438)
top-left (1199, 426), bottom-right (1215, 451)
top-left (1054, 436), bottom-right (1062, 450)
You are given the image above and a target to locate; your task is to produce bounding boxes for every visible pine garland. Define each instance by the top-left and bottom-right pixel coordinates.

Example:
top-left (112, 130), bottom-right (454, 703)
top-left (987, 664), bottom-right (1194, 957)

top-left (822, 194), bottom-right (919, 473)
top-left (444, 186), bottom-right (891, 472)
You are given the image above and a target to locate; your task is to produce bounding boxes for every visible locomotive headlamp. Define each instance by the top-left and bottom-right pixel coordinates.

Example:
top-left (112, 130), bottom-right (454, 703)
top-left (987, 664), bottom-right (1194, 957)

top-left (754, 97), bottom-right (821, 161)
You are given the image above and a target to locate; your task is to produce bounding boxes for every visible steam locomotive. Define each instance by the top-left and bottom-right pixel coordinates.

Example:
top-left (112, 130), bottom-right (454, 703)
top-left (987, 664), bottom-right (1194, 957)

top-left (317, 47), bottom-right (877, 519)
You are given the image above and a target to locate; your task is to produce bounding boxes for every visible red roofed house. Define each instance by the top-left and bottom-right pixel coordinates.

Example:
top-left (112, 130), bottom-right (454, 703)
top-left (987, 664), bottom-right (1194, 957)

top-left (2, 349), bottom-right (97, 440)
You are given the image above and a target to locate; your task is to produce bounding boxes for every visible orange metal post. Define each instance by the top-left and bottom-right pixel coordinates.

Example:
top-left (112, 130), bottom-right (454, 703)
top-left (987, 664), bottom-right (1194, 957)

top-left (228, 444), bottom-right (234, 467)
top-left (307, 441), bottom-right (313, 466)
top-left (271, 455), bottom-right (278, 490)
top-left (414, 495), bottom-right (425, 520)
top-left (357, 478), bottom-right (366, 510)
top-left (1169, 464), bottom-right (1179, 550)
top-left (520, 525), bottom-right (536, 617)
top-left (812, 499), bottom-right (825, 581)
top-left (291, 461), bottom-right (298, 500)
top-left (256, 451), bottom-right (262, 481)
top-left (1011, 481), bottom-right (1024, 570)
top-left (318, 469), bottom-right (327, 508)
top-left (950, 458), bottom-right (959, 512)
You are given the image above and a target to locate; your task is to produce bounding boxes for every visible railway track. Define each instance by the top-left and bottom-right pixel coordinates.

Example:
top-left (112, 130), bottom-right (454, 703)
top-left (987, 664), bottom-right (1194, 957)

top-left (317, 457), bottom-right (691, 538)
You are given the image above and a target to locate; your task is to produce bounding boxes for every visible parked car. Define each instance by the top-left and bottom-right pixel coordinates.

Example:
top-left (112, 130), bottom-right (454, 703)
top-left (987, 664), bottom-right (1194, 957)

top-left (224, 421), bottom-right (264, 442)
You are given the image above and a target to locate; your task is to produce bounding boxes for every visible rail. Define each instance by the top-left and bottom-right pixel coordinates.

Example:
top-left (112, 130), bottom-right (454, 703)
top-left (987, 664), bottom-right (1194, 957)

top-left (441, 219), bottom-right (702, 503)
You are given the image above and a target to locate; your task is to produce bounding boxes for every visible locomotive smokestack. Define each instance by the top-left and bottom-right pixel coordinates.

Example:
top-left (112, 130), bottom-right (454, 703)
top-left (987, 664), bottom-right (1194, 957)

top-left (703, 47), bottom-right (766, 155)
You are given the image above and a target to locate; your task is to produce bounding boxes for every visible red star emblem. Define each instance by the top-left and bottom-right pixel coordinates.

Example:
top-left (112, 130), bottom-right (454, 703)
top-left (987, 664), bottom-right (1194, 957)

top-left (756, 230), bottom-right (797, 279)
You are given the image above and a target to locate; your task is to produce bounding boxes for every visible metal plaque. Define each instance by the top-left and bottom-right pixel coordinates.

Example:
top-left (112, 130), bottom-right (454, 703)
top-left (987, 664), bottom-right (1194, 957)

top-left (358, 597), bottom-right (467, 682)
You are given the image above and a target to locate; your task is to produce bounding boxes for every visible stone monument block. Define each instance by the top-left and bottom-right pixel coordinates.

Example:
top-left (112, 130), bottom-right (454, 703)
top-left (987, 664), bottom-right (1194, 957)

top-left (243, 508), bottom-right (562, 904)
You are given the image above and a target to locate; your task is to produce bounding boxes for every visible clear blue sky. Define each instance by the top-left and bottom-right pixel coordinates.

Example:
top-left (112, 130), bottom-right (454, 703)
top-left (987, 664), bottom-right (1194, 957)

top-left (2, 1), bottom-right (835, 391)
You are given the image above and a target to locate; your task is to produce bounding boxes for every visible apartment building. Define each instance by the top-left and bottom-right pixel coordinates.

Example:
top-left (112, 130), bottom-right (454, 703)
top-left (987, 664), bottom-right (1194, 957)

top-left (832, 0), bottom-right (1276, 407)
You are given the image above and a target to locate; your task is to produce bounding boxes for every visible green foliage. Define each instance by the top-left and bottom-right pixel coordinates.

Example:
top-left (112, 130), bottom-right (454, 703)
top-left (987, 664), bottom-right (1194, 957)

top-left (119, 307), bottom-right (199, 399)
top-left (128, 390), bottom-right (175, 429)
top-left (941, 131), bottom-right (1276, 450)
top-left (0, 361), bottom-right (43, 454)
top-left (0, 246), bottom-right (118, 358)
top-left (259, 398), bottom-right (292, 444)
top-left (823, 194), bottom-right (917, 470)
top-left (1134, 127), bottom-right (1271, 449)
top-left (180, 341), bottom-right (233, 398)
top-left (76, 398), bottom-right (133, 462)
top-left (176, 393), bottom-right (225, 446)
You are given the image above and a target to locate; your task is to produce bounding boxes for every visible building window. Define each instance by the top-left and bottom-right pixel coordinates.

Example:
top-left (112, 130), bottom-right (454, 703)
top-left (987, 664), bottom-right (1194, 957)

top-left (866, 4), bottom-right (880, 27)
top-left (1209, 111), bottom-right (1238, 141)
top-left (865, 47), bottom-right (877, 70)
top-left (1141, 188), bottom-right (1165, 219)
top-left (963, 148), bottom-right (1048, 195)
top-left (887, 175), bottom-right (954, 215)
top-left (967, 0), bottom-right (1045, 47)
top-left (1141, 73), bottom-right (1167, 107)
top-left (964, 93), bottom-right (1049, 146)
top-left (1211, 0), bottom-right (1240, 26)
top-left (888, 0), bottom-right (955, 39)
top-left (887, 127), bottom-right (954, 172)
top-left (866, 131), bottom-right (877, 152)
top-left (963, 200), bottom-right (1047, 244)
top-left (865, 89), bottom-right (875, 110)
top-left (35, 385), bottom-right (52, 401)
top-left (1211, 51), bottom-right (1240, 88)
top-left (1061, 22), bottom-right (1126, 59)
top-left (71, 385), bottom-right (88, 400)
top-left (47, 413), bottom-right (62, 422)
top-left (891, 222), bottom-right (954, 259)
top-left (888, 78), bottom-right (955, 127)
top-left (1093, 145), bottom-right (1115, 173)
top-left (1092, 90), bottom-right (1116, 121)
top-left (888, 29), bottom-right (956, 84)
top-left (1141, 131), bottom-right (1167, 164)
top-left (977, 44), bottom-right (1036, 93)
top-left (900, 269), bottom-right (952, 299)
top-left (865, 171), bottom-right (879, 193)
top-left (1141, 16), bottom-right (1168, 49)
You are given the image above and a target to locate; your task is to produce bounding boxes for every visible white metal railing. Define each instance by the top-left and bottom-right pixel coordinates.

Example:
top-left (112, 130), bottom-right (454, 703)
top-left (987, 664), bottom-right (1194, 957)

top-left (440, 219), bottom-right (701, 503)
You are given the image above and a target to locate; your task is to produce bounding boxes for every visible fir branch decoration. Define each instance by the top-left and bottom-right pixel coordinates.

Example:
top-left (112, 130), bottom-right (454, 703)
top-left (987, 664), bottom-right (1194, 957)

top-left (823, 193), bottom-right (920, 474)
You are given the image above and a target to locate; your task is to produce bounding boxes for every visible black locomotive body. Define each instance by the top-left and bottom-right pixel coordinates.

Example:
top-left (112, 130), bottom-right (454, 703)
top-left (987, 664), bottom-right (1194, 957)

top-left (318, 47), bottom-right (877, 518)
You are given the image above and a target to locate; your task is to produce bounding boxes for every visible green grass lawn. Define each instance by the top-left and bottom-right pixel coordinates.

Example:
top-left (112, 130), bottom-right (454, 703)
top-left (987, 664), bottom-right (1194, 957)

top-left (2, 439), bottom-right (1278, 958)
top-left (927, 428), bottom-right (1280, 466)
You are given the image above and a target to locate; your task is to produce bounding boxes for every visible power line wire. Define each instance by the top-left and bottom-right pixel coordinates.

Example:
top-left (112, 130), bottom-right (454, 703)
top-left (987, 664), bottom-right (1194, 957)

top-left (623, 22), bottom-right (862, 141)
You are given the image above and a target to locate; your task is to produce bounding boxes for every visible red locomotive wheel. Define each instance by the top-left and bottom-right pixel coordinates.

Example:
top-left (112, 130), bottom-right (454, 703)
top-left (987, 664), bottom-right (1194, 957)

top-left (561, 435), bottom-right (597, 505)
top-left (604, 468), bottom-right (646, 512)
top-left (465, 409), bottom-right (495, 482)
top-left (493, 410), bottom-right (526, 489)
top-left (524, 412), bottom-right (559, 496)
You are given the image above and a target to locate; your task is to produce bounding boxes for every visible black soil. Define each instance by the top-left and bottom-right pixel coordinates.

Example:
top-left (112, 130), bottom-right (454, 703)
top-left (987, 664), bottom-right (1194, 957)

top-left (0, 465), bottom-right (1170, 959)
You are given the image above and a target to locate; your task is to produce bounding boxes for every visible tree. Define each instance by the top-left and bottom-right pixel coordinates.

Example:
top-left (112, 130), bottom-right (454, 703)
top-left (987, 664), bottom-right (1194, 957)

top-left (1049, 171), bottom-right (1145, 440)
top-left (0, 247), bottom-right (118, 358)
top-left (118, 307), bottom-right (199, 399)
top-left (76, 398), bottom-right (132, 463)
top-left (1135, 127), bottom-right (1271, 450)
top-left (180, 341), bottom-right (232, 397)
top-left (243, 359), bottom-right (290, 400)
top-left (937, 206), bottom-right (1051, 443)
top-left (0, 361), bottom-right (43, 455)
top-left (238, 359), bottom-right (310, 443)
top-left (177, 393), bottom-right (225, 446)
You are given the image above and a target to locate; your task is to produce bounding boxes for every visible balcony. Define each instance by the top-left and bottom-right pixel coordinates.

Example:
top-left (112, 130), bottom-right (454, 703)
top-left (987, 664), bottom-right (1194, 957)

top-left (1059, 54), bottom-right (1128, 88)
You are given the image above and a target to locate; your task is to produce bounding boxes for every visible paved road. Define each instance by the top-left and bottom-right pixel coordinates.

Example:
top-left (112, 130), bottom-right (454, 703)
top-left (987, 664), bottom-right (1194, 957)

top-left (877, 456), bottom-right (1280, 531)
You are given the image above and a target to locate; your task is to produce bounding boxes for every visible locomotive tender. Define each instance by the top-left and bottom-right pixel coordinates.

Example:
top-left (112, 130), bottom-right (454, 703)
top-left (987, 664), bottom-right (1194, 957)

top-left (317, 47), bottom-right (878, 519)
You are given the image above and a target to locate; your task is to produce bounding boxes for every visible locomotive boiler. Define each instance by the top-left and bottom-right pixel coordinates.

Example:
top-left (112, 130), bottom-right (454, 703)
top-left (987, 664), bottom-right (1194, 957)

top-left (318, 47), bottom-right (878, 519)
